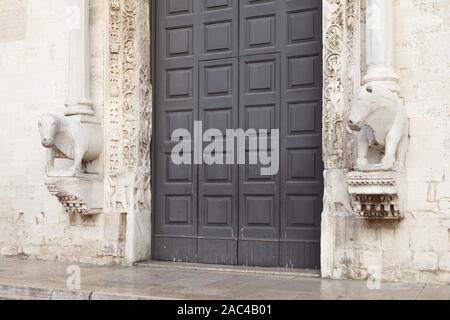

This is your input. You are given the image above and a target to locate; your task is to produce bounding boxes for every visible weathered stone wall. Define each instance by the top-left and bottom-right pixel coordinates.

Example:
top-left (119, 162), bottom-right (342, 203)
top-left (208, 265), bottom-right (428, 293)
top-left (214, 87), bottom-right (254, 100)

top-left (324, 0), bottom-right (450, 285)
top-left (0, 0), bottom-right (151, 266)
top-left (0, 0), bottom-right (117, 264)
top-left (0, 0), bottom-right (449, 286)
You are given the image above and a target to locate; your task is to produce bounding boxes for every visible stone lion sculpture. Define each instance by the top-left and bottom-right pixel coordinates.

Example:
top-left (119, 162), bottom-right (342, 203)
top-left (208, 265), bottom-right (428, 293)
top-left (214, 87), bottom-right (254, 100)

top-left (38, 114), bottom-right (102, 177)
top-left (348, 84), bottom-right (409, 171)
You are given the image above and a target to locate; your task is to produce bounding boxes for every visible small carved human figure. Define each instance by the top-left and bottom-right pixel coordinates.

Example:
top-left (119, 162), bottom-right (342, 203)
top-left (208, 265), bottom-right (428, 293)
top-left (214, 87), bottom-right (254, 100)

top-left (348, 84), bottom-right (409, 171)
top-left (38, 113), bottom-right (102, 177)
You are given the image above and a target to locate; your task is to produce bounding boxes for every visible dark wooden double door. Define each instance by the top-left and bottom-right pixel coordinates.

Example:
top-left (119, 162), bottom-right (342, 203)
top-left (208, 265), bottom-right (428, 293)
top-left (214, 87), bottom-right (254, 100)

top-left (153, 0), bottom-right (323, 269)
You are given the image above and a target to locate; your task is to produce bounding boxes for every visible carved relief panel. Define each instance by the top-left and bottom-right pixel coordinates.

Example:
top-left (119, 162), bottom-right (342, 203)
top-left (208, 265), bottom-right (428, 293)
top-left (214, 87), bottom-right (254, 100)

top-left (106, 0), bottom-right (152, 214)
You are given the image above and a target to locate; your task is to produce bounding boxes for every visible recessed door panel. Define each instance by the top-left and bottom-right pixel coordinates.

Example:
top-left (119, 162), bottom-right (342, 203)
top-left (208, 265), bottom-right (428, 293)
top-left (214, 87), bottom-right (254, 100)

top-left (154, 0), bottom-right (200, 263)
top-left (279, 0), bottom-right (323, 270)
top-left (198, 58), bottom-right (239, 264)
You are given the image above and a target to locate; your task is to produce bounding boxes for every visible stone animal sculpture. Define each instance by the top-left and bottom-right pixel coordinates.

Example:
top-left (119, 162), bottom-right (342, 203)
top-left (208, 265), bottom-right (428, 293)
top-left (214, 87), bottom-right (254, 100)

top-left (38, 113), bottom-right (102, 177)
top-left (348, 84), bottom-right (409, 171)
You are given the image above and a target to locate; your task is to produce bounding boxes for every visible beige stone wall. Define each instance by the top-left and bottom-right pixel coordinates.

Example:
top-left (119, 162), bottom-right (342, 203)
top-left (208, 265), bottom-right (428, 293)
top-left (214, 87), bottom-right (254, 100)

top-left (327, 0), bottom-right (450, 284)
top-left (0, 0), bottom-right (119, 264)
top-left (0, 0), bottom-right (449, 286)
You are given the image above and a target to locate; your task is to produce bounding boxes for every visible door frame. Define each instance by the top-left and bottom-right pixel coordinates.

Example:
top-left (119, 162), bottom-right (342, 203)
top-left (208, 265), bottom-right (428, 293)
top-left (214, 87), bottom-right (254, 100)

top-left (104, 0), bottom-right (363, 274)
top-left (102, 0), bottom-right (363, 277)
top-left (150, 0), bottom-right (157, 261)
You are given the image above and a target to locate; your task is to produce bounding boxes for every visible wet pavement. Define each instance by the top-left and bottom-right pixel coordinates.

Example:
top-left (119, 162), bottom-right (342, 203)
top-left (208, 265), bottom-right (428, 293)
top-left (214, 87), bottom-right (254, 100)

top-left (0, 258), bottom-right (449, 300)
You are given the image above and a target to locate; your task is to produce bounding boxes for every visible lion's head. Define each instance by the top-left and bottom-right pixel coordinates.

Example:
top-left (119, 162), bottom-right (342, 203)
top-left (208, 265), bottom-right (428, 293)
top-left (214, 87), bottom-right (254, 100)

top-left (348, 84), bottom-right (398, 131)
top-left (38, 114), bottom-right (59, 148)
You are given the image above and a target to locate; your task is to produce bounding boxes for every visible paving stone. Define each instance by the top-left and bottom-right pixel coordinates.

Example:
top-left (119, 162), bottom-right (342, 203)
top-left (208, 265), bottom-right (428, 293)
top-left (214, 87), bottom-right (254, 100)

top-left (0, 258), bottom-right (448, 300)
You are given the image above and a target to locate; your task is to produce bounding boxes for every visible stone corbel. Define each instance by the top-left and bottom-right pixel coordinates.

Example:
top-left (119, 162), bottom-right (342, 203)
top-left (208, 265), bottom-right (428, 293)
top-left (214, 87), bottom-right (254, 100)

top-left (347, 171), bottom-right (405, 219)
top-left (347, 0), bottom-right (408, 220)
top-left (46, 175), bottom-right (103, 215)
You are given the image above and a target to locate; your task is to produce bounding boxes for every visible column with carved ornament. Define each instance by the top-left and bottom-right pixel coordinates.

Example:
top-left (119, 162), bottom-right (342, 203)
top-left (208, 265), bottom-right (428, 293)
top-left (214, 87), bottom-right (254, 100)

top-left (362, 0), bottom-right (400, 91)
top-left (65, 0), bottom-right (94, 116)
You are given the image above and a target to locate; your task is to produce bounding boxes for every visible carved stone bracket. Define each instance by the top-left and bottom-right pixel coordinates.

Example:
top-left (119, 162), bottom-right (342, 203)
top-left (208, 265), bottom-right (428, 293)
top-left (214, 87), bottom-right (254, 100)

top-left (347, 171), bottom-right (404, 219)
top-left (45, 176), bottom-right (103, 215)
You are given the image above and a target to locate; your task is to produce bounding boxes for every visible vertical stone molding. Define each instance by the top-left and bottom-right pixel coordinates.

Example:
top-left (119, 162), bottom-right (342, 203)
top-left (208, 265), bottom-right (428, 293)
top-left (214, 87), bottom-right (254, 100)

top-left (323, 0), bottom-right (361, 170)
top-left (321, 0), bottom-right (363, 277)
top-left (65, 0), bottom-right (95, 116)
top-left (106, 0), bottom-right (152, 263)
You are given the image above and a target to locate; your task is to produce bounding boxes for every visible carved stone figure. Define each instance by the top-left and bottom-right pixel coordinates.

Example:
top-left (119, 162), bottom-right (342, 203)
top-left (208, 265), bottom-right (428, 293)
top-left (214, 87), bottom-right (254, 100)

top-left (348, 84), bottom-right (409, 171)
top-left (38, 113), bottom-right (103, 177)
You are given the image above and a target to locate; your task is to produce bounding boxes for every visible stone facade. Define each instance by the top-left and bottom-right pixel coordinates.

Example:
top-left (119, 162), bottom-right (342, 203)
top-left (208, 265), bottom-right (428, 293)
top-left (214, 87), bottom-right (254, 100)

top-left (0, 0), bottom-right (449, 284)
top-left (0, 0), bottom-right (112, 264)
top-left (322, 0), bottom-right (450, 284)
top-left (0, 0), bottom-right (153, 266)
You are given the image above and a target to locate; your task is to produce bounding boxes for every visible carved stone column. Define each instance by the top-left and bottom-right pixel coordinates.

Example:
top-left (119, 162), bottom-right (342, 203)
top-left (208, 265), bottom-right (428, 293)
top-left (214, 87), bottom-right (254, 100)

top-left (40, 0), bottom-right (103, 215)
top-left (362, 0), bottom-right (400, 91)
top-left (65, 0), bottom-right (94, 116)
top-left (346, 0), bottom-right (408, 219)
